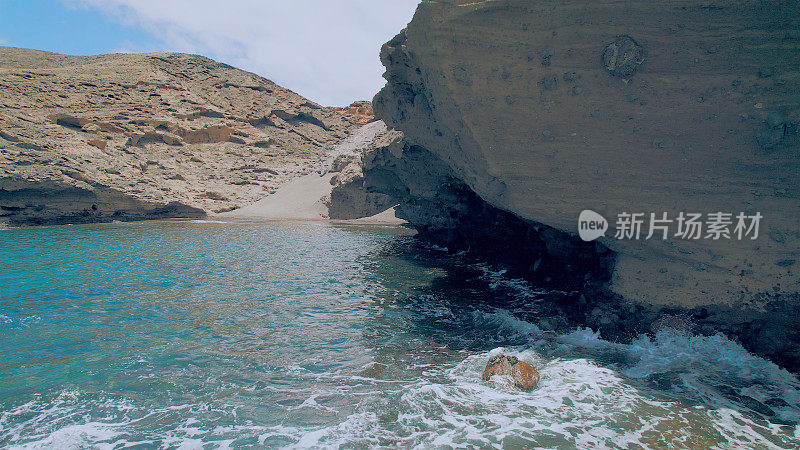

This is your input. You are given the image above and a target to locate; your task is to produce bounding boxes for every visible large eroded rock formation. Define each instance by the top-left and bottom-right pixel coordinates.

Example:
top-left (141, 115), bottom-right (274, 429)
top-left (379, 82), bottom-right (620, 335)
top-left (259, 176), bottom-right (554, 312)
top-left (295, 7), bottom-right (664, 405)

top-left (0, 47), bottom-right (370, 225)
top-left (372, 1), bottom-right (800, 367)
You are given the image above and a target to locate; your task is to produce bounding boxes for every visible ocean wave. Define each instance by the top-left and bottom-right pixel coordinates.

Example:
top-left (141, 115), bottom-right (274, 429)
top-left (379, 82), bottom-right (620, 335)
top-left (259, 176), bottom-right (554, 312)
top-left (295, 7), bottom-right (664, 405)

top-left (247, 342), bottom-right (800, 448)
top-left (4, 333), bottom-right (799, 449)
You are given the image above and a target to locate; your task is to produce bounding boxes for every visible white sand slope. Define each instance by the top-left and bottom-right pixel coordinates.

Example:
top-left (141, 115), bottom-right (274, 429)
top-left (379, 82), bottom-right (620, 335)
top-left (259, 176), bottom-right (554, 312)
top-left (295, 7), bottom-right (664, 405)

top-left (221, 121), bottom-right (405, 223)
top-left (340, 205), bottom-right (406, 225)
top-left (221, 172), bottom-right (334, 220)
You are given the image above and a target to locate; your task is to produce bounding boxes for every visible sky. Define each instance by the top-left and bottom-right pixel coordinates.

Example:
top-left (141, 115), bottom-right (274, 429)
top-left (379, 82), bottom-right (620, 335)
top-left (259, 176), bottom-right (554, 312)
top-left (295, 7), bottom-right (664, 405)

top-left (0, 0), bottom-right (420, 106)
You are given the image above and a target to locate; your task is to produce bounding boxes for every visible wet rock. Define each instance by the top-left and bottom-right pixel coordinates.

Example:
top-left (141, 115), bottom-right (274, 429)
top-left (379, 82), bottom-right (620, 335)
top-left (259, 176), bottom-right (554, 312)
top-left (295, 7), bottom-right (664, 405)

top-left (599, 313), bottom-right (618, 326)
top-left (766, 113), bottom-right (785, 129)
top-left (540, 75), bottom-right (558, 90)
top-left (651, 314), bottom-right (694, 335)
top-left (756, 127), bottom-right (785, 149)
top-left (758, 67), bottom-right (774, 78)
top-left (766, 397), bottom-right (790, 408)
top-left (719, 386), bottom-right (776, 417)
top-left (482, 355), bottom-right (540, 391)
top-left (452, 66), bottom-right (472, 86)
top-left (602, 35), bottom-right (645, 78)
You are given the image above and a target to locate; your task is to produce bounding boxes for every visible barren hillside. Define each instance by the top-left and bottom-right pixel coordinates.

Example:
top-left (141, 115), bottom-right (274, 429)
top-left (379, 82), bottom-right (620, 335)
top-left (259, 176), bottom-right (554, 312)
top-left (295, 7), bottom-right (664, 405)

top-left (0, 47), bottom-right (372, 225)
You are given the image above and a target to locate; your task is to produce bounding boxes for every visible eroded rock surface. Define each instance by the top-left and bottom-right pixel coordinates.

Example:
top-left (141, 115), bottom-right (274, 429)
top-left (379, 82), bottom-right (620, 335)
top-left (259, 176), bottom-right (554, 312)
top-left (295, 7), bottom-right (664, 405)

top-left (371, 1), bottom-right (800, 369)
top-left (0, 47), bottom-right (372, 225)
top-left (327, 125), bottom-right (398, 220)
top-left (482, 355), bottom-right (540, 391)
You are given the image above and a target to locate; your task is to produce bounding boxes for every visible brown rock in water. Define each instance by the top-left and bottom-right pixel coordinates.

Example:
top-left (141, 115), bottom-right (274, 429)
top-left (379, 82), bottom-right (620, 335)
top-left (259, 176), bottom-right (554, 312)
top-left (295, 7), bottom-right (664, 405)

top-left (482, 355), bottom-right (540, 391)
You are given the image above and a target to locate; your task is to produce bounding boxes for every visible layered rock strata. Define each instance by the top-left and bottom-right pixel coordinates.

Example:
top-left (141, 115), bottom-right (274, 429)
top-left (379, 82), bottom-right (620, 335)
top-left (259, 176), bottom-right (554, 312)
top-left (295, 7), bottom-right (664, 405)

top-left (0, 47), bottom-right (371, 225)
top-left (371, 0), bottom-right (800, 369)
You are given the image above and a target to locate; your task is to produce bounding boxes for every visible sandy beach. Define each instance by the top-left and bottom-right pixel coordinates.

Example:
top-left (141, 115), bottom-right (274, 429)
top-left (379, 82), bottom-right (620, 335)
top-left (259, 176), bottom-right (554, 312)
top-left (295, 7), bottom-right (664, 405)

top-left (221, 120), bottom-right (406, 225)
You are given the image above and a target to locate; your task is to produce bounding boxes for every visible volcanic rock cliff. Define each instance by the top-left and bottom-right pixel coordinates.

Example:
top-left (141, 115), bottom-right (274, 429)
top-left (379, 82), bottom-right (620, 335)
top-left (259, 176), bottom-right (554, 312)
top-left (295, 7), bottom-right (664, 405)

top-left (371, 1), bottom-right (800, 368)
top-left (0, 47), bottom-right (371, 225)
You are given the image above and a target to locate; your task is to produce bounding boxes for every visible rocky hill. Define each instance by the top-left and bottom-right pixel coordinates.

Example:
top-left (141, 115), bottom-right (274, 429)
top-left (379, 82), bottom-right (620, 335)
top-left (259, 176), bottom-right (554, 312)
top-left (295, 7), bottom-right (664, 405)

top-left (0, 47), bottom-right (371, 225)
top-left (371, 1), bottom-right (800, 369)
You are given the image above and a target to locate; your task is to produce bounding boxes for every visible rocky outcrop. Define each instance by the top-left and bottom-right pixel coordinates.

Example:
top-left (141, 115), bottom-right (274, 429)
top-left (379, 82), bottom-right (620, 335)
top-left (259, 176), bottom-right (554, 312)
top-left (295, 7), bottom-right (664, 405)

top-left (326, 127), bottom-right (398, 220)
top-left (0, 47), bottom-right (372, 225)
top-left (332, 101), bottom-right (376, 126)
top-left (0, 176), bottom-right (203, 226)
top-left (361, 134), bottom-right (613, 289)
top-left (372, 1), bottom-right (800, 369)
top-left (482, 355), bottom-right (540, 391)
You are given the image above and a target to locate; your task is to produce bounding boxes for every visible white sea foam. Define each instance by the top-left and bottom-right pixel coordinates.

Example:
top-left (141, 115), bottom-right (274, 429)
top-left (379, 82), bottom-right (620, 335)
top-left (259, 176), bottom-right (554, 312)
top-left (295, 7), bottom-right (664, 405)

top-left (245, 341), bottom-right (800, 448)
top-left (4, 329), bottom-right (799, 449)
top-left (0, 314), bottom-right (41, 327)
top-left (473, 262), bottom-right (576, 300)
top-left (3, 237), bottom-right (799, 448)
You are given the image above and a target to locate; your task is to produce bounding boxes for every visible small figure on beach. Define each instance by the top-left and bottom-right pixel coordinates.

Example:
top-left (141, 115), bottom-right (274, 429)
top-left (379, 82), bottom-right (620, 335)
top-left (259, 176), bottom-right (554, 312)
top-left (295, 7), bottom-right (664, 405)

top-left (482, 355), bottom-right (540, 391)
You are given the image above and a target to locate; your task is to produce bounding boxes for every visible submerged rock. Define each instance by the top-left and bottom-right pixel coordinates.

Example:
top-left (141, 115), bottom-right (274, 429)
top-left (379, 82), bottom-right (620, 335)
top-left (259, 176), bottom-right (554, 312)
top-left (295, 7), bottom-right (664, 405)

top-left (602, 35), bottom-right (645, 78)
top-left (482, 355), bottom-right (540, 391)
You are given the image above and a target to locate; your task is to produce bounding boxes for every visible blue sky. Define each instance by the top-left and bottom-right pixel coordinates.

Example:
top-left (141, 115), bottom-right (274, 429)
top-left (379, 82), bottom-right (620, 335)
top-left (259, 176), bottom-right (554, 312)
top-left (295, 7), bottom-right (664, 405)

top-left (0, 0), bottom-right (419, 106)
top-left (0, 1), bottom-right (160, 58)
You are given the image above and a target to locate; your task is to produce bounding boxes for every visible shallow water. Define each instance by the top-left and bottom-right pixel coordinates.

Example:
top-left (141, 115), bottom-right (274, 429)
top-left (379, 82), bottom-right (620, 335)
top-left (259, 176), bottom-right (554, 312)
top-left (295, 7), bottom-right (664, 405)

top-left (1, 220), bottom-right (799, 448)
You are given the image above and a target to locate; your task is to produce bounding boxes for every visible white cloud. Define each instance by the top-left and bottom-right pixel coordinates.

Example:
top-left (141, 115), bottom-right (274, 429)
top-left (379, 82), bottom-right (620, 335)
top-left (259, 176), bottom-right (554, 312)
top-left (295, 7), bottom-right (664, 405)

top-left (111, 39), bottom-right (161, 55)
top-left (66, 0), bottom-right (419, 106)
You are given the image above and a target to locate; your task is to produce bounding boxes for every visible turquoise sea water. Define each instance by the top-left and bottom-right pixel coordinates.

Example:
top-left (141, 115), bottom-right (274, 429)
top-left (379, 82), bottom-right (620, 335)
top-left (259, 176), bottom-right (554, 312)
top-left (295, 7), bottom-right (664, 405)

top-left (1, 220), bottom-right (799, 448)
